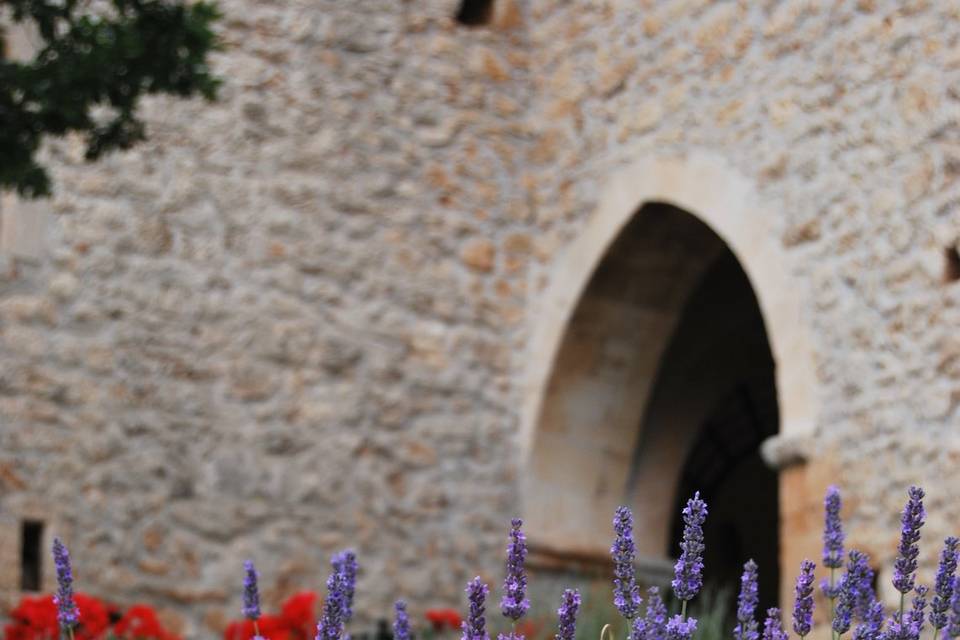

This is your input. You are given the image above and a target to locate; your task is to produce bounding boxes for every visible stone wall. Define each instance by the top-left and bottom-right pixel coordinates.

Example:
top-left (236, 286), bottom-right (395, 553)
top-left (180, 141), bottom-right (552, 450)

top-left (0, 0), bottom-right (534, 635)
top-left (2, 0), bottom-right (960, 636)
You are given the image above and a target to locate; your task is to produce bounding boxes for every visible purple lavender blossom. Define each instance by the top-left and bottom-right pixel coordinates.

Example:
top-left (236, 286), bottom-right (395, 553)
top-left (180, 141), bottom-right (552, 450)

top-left (612, 506), bottom-right (643, 620)
top-left (394, 600), bottom-right (411, 640)
top-left (734, 560), bottom-right (760, 640)
top-left (462, 577), bottom-right (490, 640)
top-left (893, 487), bottom-right (926, 595)
top-left (761, 609), bottom-right (788, 640)
top-left (333, 551), bottom-right (358, 622)
top-left (793, 560), bottom-right (816, 638)
top-left (835, 552), bottom-right (871, 636)
top-left (666, 615), bottom-right (697, 640)
top-left (824, 486), bottom-right (845, 569)
top-left (501, 519), bottom-right (530, 622)
top-left (907, 586), bottom-right (929, 640)
top-left (853, 565), bottom-right (877, 622)
top-left (242, 560), bottom-right (261, 621)
top-left (316, 570), bottom-right (347, 640)
top-left (672, 492), bottom-right (708, 603)
top-left (633, 618), bottom-right (648, 640)
top-left (555, 589), bottom-right (581, 640)
top-left (52, 538), bottom-right (79, 632)
top-left (932, 538), bottom-right (959, 633)
top-left (852, 601), bottom-right (884, 640)
top-left (948, 577), bottom-right (960, 639)
top-left (643, 587), bottom-right (668, 640)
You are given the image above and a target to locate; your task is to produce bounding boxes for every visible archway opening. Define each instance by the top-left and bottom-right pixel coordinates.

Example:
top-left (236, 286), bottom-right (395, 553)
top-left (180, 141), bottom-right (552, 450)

top-left (653, 249), bottom-right (780, 612)
top-left (524, 202), bottom-right (780, 608)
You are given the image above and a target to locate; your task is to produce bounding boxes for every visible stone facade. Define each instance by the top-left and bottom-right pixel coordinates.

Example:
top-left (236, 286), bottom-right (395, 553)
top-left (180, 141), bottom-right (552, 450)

top-left (2, 0), bottom-right (960, 637)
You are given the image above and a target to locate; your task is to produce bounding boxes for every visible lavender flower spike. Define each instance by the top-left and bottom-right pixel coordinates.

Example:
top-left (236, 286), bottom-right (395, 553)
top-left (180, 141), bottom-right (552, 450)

top-left (612, 506), bottom-right (643, 620)
top-left (666, 615), bottom-right (697, 640)
top-left (893, 487), bottom-right (926, 595)
top-left (556, 589), bottom-right (581, 640)
top-left (824, 486), bottom-right (845, 570)
top-left (501, 518), bottom-right (530, 622)
top-left (643, 587), bottom-right (668, 640)
top-left (333, 551), bottom-right (358, 622)
top-left (907, 586), bottom-right (930, 640)
top-left (462, 577), bottom-right (490, 640)
top-left (932, 538), bottom-right (959, 635)
top-left (316, 570), bottom-right (347, 640)
top-left (394, 600), bottom-right (411, 640)
top-left (242, 560), bottom-right (261, 620)
top-left (52, 538), bottom-right (80, 632)
top-left (762, 609), bottom-right (788, 640)
top-left (834, 551), bottom-right (872, 636)
top-left (852, 601), bottom-right (884, 640)
top-left (734, 560), bottom-right (760, 640)
top-left (793, 560), bottom-right (816, 638)
top-left (672, 492), bottom-right (708, 603)
top-left (947, 577), bottom-right (960, 640)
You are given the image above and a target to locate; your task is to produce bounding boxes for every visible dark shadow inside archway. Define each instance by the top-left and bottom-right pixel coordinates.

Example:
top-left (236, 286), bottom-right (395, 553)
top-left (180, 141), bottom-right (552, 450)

top-left (650, 249), bottom-right (780, 614)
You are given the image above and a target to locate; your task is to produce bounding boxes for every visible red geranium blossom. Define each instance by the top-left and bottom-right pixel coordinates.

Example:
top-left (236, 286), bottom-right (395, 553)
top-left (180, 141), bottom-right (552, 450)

top-left (224, 614), bottom-right (292, 640)
top-left (4, 594), bottom-right (176, 640)
top-left (113, 604), bottom-right (181, 640)
top-left (425, 608), bottom-right (463, 632)
top-left (222, 592), bottom-right (319, 640)
top-left (280, 592), bottom-right (318, 639)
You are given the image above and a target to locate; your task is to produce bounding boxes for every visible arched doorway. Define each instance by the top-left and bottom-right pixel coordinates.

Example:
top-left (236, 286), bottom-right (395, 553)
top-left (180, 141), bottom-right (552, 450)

top-left (523, 201), bottom-right (779, 607)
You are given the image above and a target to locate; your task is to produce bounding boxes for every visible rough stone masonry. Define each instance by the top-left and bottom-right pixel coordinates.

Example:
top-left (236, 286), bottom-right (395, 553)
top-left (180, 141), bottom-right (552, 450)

top-left (1, 0), bottom-right (960, 637)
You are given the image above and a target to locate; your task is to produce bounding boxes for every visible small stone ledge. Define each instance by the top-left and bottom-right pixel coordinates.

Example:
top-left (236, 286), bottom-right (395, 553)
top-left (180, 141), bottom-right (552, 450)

top-left (527, 541), bottom-right (674, 585)
top-left (760, 434), bottom-right (811, 470)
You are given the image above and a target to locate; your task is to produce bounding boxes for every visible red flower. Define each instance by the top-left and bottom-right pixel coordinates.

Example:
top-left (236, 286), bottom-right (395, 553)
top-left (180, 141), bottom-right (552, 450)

top-left (425, 608), bottom-right (463, 632)
top-left (4, 594), bottom-right (179, 640)
top-left (222, 591), bottom-right (320, 640)
top-left (113, 604), bottom-right (180, 640)
top-left (4, 593), bottom-right (111, 640)
top-left (4, 595), bottom-right (57, 640)
top-left (223, 615), bottom-right (291, 640)
top-left (280, 592), bottom-right (318, 639)
top-left (73, 594), bottom-right (111, 640)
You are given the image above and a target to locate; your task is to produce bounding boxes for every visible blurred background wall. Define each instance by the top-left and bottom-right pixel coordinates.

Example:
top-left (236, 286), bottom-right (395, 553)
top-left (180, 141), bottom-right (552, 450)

top-left (1, 0), bottom-right (959, 636)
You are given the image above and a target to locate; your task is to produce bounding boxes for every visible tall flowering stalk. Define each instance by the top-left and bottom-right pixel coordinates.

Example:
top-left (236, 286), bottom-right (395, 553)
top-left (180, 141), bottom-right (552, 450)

top-left (932, 538), bottom-right (959, 640)
top-left (734, 560), bottom-right (759, 640)
top-left (672, 492), bottom-right (708, 618)
top-left (555, 589), bottom-right (581, 640)
top-left (761, 609), bottom-right (788, 640)
top-left (823, 486), bottom-right (846, 612)
top-left (332, 551), bottom-right (358, 623)
top-left (894, 487), bottom-right (926, 618)
top-left (462, 577), bottom-right (490, 640)
top-left (633, 588), bottom-right (666, 640)
top-left (242, 560), bottom-right (262, 638)
top-left (908, 586), bottom-right (930, 640)
top-left (612, 506), bottom-right (642, 623)
top-left (853, 601), bottom-right (884, 640)
top-left (637, 587), bottom-right (668, 640)
top-left (665, 615), bottom-right (697, 640)
top-left (52, 538), bottom-right (79, 639)
top-left (316, 570), bottom-right (346, 640)
top-left (834, 551), bottom-right (872, 638)
top-left (500, 518), bottom-right (530, 631)
top-left (394, 600), bottom-right (411, 640)
top-left (793, 560), bottom-right (816, 640)
top-left (948, 577), bottom-right (960, 640)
